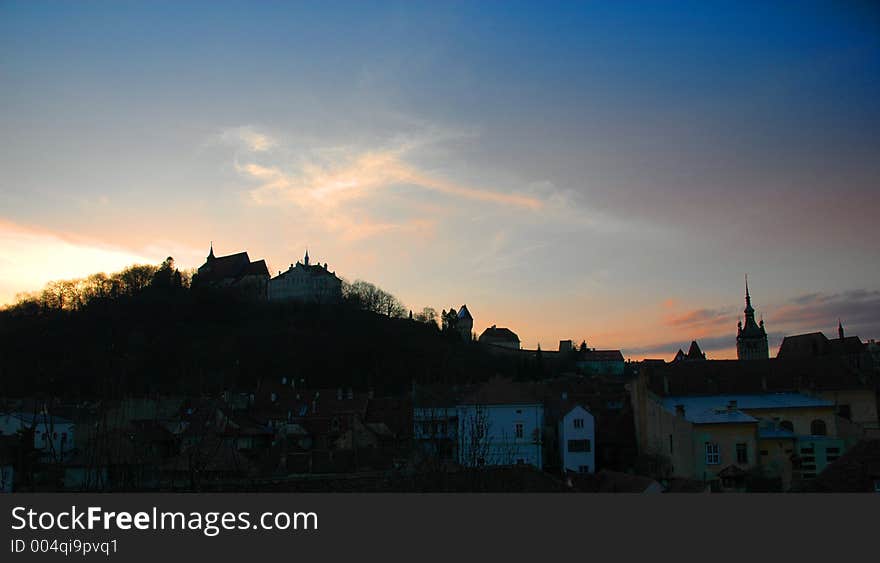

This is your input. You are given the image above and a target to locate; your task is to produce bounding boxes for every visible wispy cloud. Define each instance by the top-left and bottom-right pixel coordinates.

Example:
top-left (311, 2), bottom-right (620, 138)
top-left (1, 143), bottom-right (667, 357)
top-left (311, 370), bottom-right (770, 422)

top-left (771, 290), bottom-right (880, 334)
top-left (220, 126), bottom-right (277, 153)
top-left (664, 306), bottom-right (737, 330)
top-left (217, 124), bottom-right (548, 243)
top-left (237, 140), bottom-right (543, 210)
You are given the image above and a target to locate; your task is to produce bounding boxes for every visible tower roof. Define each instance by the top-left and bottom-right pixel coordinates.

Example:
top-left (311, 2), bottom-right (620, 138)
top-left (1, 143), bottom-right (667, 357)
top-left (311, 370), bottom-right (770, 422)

top-left (687, 340), bottom-right (706, 360)
top-left (458, 304), bottom-right (473, 321)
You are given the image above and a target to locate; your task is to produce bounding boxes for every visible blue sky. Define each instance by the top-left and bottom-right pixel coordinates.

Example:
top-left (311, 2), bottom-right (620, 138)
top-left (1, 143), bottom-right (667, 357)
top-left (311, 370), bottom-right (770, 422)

top-left (2, 1), bottom-right (879, 357)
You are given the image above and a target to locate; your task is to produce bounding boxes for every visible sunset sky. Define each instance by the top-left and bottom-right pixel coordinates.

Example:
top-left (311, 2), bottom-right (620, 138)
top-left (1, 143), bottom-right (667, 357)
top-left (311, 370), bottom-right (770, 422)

top-left (2, 1), bottom-right (879, 359)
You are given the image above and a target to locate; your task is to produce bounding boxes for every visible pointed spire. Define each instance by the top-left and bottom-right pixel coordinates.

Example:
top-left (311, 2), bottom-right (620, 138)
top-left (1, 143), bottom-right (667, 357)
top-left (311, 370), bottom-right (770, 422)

top-left (745, 274), bottom-right (751, 307)
top-left (838, 319), bottom-right (844, 340)
top-left (304, 249), bottom-right (309, 266)
top-left (208, 241), bottom-right (215, 260)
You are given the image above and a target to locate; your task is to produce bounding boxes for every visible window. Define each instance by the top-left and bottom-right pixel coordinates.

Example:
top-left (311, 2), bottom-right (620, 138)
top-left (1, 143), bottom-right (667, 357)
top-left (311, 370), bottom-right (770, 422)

top-left (515, 423), bottom-right (524, 439)
top-left (736, 443), bottom-right (748, 464)
top-left (573, 418), bottom-right (584, 429)
top-left (578, 465), bottom-right (590, 474)
top-left (780, 420), bottom-right (794, 432)
top-left (838, 404), bottom-right (852, 420)
top-left (811, 419), bottom-right (827, 436)
top-left (568, 439), bottom-right (591, 452)
top-left (516, 458), bottom-right (525, 465)
top-left (669, 434), bottom-right (674, 455)
top-left (760, 450), bottom-right (769, 456)
top-left (705, 442), bottom-right (720, 465)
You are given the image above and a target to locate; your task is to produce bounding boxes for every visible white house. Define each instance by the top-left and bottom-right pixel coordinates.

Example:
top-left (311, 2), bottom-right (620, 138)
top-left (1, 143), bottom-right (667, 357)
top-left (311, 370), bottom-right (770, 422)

top-left (268, 251), bottom-right (342, 304)
top-left (559, 405), bottom-right (595, 474)
top-left (0, 412), bottom-right (75, 461)
top-left (456, 377), bottom-right (544, 469)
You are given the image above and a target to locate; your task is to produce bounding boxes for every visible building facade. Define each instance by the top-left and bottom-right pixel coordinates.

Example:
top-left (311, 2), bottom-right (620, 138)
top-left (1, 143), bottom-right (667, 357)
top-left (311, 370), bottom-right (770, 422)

top-left (268, 251), bottom-right (342, 304)
top-left (457, 378), bottom-right (543, 469)
top-left (478, 325), bottom-right (521, 350)
top-left (559, 405), bottom-right (595, 474)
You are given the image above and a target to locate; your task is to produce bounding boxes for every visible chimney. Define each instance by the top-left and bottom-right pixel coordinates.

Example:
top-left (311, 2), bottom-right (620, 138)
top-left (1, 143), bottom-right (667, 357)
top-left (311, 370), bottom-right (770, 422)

top-left (675, 404), bottom-right (686, 417)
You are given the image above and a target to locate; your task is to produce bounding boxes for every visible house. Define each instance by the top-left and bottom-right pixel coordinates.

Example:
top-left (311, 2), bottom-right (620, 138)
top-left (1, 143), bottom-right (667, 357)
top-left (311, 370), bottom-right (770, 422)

top-left (268, 250), bottom-right (342, 304)
top-left (457, 377), bottom-right (543, 469)
top-left (777, 322), bottom-right (871, 371)
top-left (0, 411), bottom-right (75, 462)
top-left (630, 356), bottom-right (865, 490)
top-left (807, 439), bottom-right (880, 492)
top-left (192, 244), bottom-right (270, 299)
top-left (558, 405), bottom-right (595, 474)
top-left (478, 325), bottom-right (521, 350)
top-left (413, 384), bottom-right (464, 465)
top-left (577, 348), bottom-right (625, 376)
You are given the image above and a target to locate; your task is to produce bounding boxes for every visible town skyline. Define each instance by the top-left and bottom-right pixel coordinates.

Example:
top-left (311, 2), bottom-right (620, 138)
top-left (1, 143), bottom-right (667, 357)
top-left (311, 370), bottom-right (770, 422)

top-left (2, 2), bottom-right (879, 360)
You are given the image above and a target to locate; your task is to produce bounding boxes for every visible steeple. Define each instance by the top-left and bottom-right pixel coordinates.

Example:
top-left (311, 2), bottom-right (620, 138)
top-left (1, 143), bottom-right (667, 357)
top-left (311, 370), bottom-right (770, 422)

top-left (208, 241), bottom-right (215, 261)
top-left (838, 319), bottom-right (844, 340)
top-left (304, 249), bottom-right (310, 266)
top-left (736, 275), bottom-right (769, 360)
top-left (744, 274), bottom-right (754, 315)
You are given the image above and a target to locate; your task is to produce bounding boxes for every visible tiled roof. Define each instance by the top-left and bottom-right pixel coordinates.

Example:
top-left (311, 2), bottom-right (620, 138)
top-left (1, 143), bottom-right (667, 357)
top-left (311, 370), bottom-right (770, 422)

top-left (479, 326), bottom-right (520, 342)
top-left (460, 376), bottom-right (541, 405)
top-left (580, 349), bottom-right (624, 362)
top-left (643, 357), bottom-right (872, 395)
top-left (662, 393), bottom-right (832, 412)
top-left (197, 251), bottom-right (270, 283)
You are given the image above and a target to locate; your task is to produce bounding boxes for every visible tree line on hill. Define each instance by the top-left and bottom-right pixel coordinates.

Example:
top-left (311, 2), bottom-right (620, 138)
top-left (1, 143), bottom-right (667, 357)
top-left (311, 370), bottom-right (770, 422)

top-left (0, 257), bottom-right (551, 399)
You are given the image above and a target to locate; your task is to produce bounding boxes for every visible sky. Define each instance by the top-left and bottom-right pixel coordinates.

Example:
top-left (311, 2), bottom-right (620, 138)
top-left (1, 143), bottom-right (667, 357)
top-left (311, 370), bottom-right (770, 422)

top-left (1, 1), bottom-right (879, 359)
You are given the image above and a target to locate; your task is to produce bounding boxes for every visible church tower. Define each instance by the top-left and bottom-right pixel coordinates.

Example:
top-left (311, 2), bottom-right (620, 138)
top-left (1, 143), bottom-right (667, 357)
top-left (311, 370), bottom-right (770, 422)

top-left (736, 276), bottom-right (769, 360)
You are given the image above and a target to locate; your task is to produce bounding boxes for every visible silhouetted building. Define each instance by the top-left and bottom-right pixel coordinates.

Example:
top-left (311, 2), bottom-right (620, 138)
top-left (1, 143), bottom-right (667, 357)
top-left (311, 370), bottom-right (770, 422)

top-left (673, 340), bottom-right (707, 362)
top-left (777, 322), bottom-right (870, 371)
top-left (457, 304), bottom-right (473, 342)
top-left (479, 325), bottom-right (520, 349)
top-left (576, 348), bottom-right (625, 376)
top-left (736, 277), bottom-right (769, 360)
top-left (268, 250), bottom-right (342, 304)
top-left (192, 244), bottom-right (270, 299)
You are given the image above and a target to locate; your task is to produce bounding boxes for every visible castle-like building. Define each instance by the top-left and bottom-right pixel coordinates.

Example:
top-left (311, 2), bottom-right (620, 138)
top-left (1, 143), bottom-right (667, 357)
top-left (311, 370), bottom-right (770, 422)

top-left (267, 250), bottom-right (342, 304)
top-left (736, 277), bottom-right (769, 360)
top-left (192, 243), bottom-right (270, 299)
